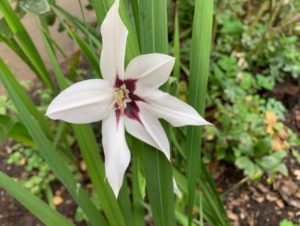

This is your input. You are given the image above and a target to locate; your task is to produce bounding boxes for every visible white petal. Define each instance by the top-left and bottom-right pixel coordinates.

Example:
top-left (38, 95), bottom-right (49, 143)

top-left (102, 112), bottom-right (131, 197)
top-left (173, 178), bottom-right (183, 199)
top-left (46, 79), bottom-right (113, 124)
top-left (141, 90), bottom-right (211, 127)
top-left (100, 0), bottom-right (128, 83)
top-left (125, 54), bottom-right (175, 89)
top-left (125, 115), bottom-right (160, 151)
top-left (125, 103), bottom-right (170, 160)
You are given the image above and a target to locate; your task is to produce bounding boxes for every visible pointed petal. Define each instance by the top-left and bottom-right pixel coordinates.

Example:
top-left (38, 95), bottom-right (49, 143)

top-left (125, 53), bottom-right (175, 89)
top-left (46, 79), bottom-right (113, 124)
top-left (141, 90), bottom-right (211, 127)
top-left (173, 178), bottom-right (183, 199)
top-left (125, 103), bottom-right (170, 160)
top-left (102, 112), bottom-right (130, 197)
top-left (125, 116), bottom-right (160, 151)
top-left (100, 0), bottom-right (128, 83)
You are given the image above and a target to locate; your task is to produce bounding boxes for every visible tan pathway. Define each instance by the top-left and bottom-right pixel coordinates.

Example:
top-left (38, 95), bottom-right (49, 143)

top-left (0, 0), bottom-right (96, 93)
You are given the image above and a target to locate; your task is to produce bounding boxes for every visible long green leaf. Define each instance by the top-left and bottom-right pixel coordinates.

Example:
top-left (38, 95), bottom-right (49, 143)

top-left (144, 150), bottom-right (175, 226)
top-left (0, 171), bottom-right (74, 226)
top-left (139, 0), bottom-right (168, 53)
top-left (52, 5), bottom-right (101, 48)
top-left (186, 0), bottom-right (220, 225)
top-left (41, 31), bottom-right (126, 226)
top-left (0, 33), bottom-right (38, 75)
top-left (131, 143), bottom-right (145, 226)
top-left (0, 58), bottom-right (107, 226)
top-left (0, 114), bottom-right (33, 146)
top-left (139, 0), bottom-right (175, 225)
top-left (173, 6), bottom-right (180, 80)
top-left (0, 62), bottom-right (51, 138)
top-left (118, 178), bottom-right (134, 226)
top-left (62, 22), bottom-right (101, 76)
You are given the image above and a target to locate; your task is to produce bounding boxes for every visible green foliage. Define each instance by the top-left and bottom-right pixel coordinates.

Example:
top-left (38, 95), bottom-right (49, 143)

top-left (172, 0), bottom-right (300, 181)
top-left (0, 171), bottom-right (74, 226)
top-left (213, 0), bottom-right (300, 82)
top-left (202, 54), bottom-right (300, 179)
top-left (20, 0), bottom-right (50, 14)
top-left (7, 144), bottom-right (55, 196)
top-left (280, 219), bottom-right (300, 226)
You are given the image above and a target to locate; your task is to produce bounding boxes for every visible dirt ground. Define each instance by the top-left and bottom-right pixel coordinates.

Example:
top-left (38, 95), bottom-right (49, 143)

top-left (218, 79), bottom-right (300, 226)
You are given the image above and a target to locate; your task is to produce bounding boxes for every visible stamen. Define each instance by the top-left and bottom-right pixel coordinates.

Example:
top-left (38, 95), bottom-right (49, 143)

top-left (114, 84), bottom-right (131, 116)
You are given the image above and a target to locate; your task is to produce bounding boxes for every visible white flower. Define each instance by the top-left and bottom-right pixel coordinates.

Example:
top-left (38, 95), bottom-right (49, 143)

top-left (46, 0), bottom-right (210, 197)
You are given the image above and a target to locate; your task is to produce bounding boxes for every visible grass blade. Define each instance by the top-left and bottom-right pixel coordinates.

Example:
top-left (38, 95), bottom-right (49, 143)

top-left (139, 0), bottom-right (168, 53)
top-left (173, 5), bottom-right (180, 80)
top-left (52, 5), bottom-right (101, 48)
top-left (118, 178), bottom-right (134, 226)
top-left (131, 143), bottom-right (145, 226)
top-left (144, 150), bottom-right (175, 226)
top-left (61, 22), bottom-right (101, 76)
top-left (0, 171), bottom-right (74, 226)
top-left (185, 1), bottom-right (227, 225)
top-left (0, 115), bottom-right (33, 146)
top-left (139, 0), bottom-right (175, 225)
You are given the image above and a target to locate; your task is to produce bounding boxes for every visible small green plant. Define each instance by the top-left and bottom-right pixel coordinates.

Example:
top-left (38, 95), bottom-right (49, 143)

top-left (202, 55), bottom-right (300, 180)
top-left (7, 143), bottom-right (55, 196)
top-left (280, 219), bottom-right (300, 226)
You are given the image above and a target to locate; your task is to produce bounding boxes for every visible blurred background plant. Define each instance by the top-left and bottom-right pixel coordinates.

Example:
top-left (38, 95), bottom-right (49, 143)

top-left (0, 0), bottom-right (300, 225)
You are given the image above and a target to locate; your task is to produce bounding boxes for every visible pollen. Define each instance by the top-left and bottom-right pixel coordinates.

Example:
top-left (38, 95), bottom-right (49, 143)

top-left (114, 84), bottom-right (130, 115)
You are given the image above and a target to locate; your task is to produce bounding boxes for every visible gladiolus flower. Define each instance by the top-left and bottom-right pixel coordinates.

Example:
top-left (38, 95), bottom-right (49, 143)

top-left (46, 0), bottom-right (210, 196)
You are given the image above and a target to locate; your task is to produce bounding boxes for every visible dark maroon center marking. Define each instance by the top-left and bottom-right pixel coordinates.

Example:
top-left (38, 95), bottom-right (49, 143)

top-left (114, 76), bottom-right (144, 125)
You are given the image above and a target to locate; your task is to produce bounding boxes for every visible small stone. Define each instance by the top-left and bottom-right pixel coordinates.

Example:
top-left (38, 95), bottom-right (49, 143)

top-left (53, 196), bottom-right (63, 206)
top-left (240, 212), bottom-right (246, 220)
top-left (255, 196), bottom-right (265, 203)
top-left (275, 199), bottom-right (284, 208)
top-left (227, 210), bottom-right (239, 221)
top-left (80, 161), bottom-right (87, 171)
top-left (266, 193), bottom-right (277, 202)
top-left (293, 170), bottom-right (300, 180)
top-left (19, 158), bottom-right (26, 166)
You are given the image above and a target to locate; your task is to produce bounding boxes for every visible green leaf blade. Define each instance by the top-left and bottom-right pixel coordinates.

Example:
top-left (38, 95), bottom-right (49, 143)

top-left (0, 171), bottom-right (74, 226)
top-left (139, 0), bottom-right (175, 225)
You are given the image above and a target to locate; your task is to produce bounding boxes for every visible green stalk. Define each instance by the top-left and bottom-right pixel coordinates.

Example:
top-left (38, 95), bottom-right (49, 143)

top-left (118, 178), bottom-right (134, 226)
top-left (173, 4), bottom-right (180, 80)
top-left (131, 0), bottom-right (141, 47)
top-left (132, 145), bottom-right (145, 226)
top-left (139, 0), bottom-right (175, 225)
top-left (186, 0), bottom-right (213, 225)
top-left (62, 22), bottom-right (101, 76)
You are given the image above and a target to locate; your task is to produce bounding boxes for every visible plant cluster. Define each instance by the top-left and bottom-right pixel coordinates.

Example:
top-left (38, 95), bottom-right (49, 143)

top-left (176, 0), bottom-right (300, 180)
